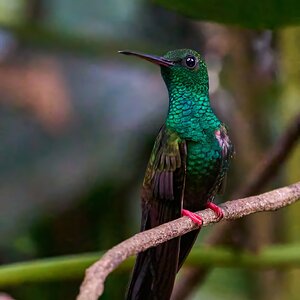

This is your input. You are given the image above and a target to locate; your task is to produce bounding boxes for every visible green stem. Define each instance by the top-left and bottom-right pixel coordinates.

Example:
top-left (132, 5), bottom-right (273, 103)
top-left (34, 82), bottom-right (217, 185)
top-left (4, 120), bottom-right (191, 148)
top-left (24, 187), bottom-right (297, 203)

top-left (187, 244), bottom-right (300, 268)
top-left (0, 252), bottom-right (102, 286)
top-left (1, 244), bottom-right (300, 287)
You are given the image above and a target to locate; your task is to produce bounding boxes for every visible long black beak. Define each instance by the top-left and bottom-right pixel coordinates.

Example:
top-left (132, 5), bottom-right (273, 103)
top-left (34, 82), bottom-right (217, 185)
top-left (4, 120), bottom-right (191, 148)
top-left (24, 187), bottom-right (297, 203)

top-left (118, 50), bottom-right (174, 67)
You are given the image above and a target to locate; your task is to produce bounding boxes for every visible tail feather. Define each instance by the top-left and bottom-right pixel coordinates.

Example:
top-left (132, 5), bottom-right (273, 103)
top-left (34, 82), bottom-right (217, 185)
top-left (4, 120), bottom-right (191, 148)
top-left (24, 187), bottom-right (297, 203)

top-left (126, 199), bottom-right (181, 300)
top-left (177, 230), bottom-right (200, 271)
top-left (126, 237), bottom-right (180, 300)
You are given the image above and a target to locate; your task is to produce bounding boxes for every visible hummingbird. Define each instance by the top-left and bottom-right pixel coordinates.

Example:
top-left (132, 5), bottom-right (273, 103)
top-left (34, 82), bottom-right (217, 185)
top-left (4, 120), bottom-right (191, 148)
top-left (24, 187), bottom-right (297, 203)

top-left (119, 49), bottom-right (233, 300)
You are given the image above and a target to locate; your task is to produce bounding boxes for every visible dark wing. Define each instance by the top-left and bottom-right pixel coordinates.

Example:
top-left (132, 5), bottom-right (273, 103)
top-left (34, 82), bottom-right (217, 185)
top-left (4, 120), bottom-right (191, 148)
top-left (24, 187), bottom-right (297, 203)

top-left (142, 125), bottom-right (187, 223)
top-left (126, 125), bottom-right (187, 300)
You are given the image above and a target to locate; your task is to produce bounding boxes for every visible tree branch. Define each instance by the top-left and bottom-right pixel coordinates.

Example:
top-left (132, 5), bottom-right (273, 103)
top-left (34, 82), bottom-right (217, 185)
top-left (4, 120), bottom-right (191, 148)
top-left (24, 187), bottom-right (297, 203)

top-left (233, 112), bottom-right (300, 198)
top-left (77, 182), bottom-right (300, 300)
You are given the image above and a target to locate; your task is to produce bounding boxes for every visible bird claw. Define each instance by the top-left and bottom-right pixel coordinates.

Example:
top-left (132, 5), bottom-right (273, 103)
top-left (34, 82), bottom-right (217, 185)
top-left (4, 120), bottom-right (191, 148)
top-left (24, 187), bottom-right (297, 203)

top-left (206, 202), bottom-right (223, 220)
top-left (182, 209), bottom-right (203, 226)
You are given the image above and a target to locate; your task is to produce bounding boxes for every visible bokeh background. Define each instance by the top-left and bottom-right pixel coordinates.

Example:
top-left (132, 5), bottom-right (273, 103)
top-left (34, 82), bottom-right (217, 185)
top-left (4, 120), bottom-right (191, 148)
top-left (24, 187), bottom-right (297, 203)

top-left (0, 0), bottom-right (299, 299)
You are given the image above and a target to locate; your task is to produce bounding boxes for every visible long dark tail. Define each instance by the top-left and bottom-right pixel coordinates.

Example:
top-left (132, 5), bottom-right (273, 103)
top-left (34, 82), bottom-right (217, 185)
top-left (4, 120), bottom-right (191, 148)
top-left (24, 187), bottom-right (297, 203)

top-left (126, 228), bottom-right (201, 300)
top-left (126, 198), bottom-right (204, 300)
top-left (126, 236), bottom-right (180, 300)
top-left (126, 196), bottom-right (182, 300)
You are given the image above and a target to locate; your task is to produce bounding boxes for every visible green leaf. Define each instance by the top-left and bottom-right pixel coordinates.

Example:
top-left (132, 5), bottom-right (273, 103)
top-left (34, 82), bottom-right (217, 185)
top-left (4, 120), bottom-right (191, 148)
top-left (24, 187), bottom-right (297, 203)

top-left (155, 0), bottom-right (300, 29)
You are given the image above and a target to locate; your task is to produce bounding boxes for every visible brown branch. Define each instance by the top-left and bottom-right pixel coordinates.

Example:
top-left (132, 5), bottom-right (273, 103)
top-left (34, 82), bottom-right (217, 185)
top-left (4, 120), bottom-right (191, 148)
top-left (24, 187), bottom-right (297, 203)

top-left (171, 112), bottom-right (300, 300)
top-left (234, 112), bottom-right (300, 198)
top-left (77, 182), bottom-right (300, 300)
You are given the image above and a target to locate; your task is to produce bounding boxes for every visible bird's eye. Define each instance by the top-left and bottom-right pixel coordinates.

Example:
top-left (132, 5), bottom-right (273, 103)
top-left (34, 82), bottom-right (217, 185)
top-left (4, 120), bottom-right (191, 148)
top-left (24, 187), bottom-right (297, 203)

top-left (185, 56), bottom-right (197, 69)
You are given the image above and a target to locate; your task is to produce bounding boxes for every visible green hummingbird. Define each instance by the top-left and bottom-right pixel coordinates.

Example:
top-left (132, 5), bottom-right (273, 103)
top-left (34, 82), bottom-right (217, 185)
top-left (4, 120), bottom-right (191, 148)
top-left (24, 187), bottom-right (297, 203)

top-left (119, 49), bottom-right (233, 300)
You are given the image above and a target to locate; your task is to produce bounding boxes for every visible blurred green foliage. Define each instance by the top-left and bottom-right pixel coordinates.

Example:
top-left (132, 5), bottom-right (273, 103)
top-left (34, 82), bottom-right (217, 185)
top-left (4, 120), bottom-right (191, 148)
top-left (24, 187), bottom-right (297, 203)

top-left (156, 0), bottom-right (300, 28)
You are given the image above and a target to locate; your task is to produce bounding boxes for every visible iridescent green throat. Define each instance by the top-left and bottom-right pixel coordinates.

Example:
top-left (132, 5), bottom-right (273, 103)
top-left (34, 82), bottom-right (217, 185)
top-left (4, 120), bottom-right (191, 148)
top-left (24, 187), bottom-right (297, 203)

top-left (162, 67), bottom-right (221, 141)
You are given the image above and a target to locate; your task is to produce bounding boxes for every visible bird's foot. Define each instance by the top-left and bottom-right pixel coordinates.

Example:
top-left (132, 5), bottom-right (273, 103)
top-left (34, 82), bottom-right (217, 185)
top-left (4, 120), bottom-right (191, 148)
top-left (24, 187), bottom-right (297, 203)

top-left (206, 202), bottom-right (223, 220)
top-left (182, 209), bottom-right (203, 226)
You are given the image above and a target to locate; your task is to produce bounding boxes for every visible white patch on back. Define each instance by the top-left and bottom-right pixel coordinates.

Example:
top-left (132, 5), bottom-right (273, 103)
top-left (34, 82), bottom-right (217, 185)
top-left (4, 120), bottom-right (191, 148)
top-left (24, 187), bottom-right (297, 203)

top-left (215, 129), bottom-right (230, 157)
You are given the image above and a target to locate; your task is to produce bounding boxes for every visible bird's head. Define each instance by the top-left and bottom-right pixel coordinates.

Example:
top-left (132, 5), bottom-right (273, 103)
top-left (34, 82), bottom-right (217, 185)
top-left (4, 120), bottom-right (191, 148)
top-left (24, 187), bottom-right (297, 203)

top-left (119, 49), bottom-right (209, 92)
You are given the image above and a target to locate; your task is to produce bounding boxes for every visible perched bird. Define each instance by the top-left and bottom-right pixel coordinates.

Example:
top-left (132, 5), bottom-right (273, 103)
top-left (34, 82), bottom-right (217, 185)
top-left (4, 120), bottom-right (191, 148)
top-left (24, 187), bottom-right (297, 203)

top-left (119, 49), bottom-right (233, 300)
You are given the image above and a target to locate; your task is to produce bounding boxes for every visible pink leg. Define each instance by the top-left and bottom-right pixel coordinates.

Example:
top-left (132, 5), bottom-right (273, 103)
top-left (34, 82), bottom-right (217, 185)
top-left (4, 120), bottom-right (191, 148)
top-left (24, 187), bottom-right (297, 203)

top-left (206, 202), bottom-right (223, 220)
top-left (182, 209), bottom-right (203, 226)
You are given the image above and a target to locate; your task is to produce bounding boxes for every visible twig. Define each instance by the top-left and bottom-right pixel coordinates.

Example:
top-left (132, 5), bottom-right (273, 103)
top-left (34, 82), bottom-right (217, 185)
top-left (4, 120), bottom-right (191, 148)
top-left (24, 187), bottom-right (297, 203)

top-left (234, 112), bottom-right (300, 198)
top-left (171, 112), bottom-right (300, 300)
top-left (77, 182), bottom-right (300, 300)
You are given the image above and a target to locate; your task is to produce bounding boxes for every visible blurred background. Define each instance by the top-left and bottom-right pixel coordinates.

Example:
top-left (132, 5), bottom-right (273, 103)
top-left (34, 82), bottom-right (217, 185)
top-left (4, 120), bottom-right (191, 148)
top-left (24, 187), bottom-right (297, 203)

top-left (0, 0), bottom-right (299, 299)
